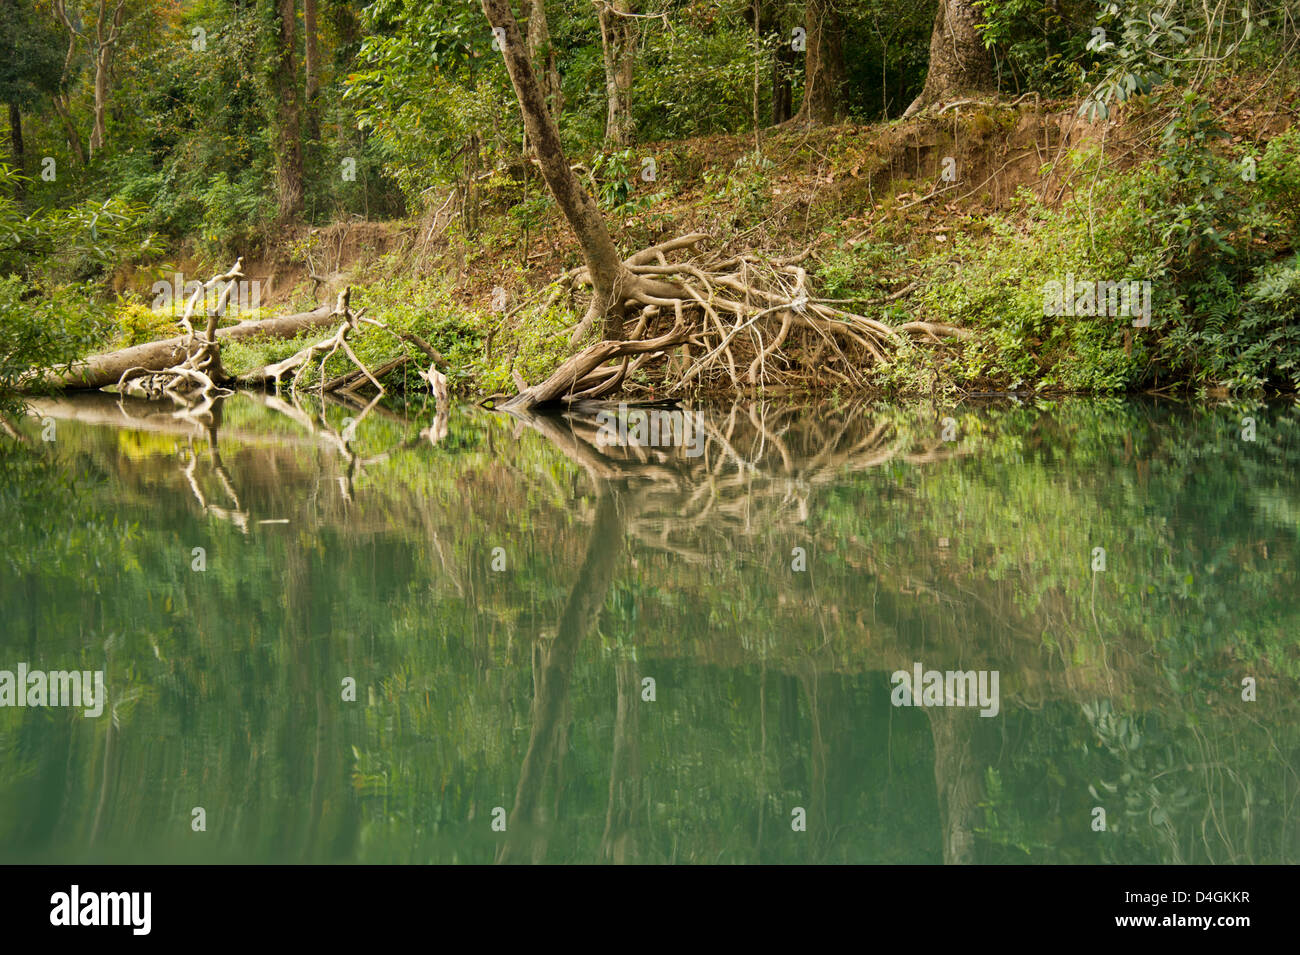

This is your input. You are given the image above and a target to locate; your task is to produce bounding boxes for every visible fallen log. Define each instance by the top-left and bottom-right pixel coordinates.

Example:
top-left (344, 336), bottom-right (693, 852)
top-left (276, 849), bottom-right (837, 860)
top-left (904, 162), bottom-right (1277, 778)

top-left (29, 301), bottom-right (338, 392)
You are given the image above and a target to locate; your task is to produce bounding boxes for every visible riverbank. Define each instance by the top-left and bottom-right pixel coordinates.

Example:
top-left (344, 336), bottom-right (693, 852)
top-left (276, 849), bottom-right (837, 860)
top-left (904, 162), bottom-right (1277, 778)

top-left (14, 75), bottom-right (1300, 412)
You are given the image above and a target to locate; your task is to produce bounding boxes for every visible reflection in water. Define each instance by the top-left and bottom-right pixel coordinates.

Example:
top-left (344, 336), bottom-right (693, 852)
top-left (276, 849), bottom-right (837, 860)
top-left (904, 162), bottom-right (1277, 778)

top-left (499, 484), bottom-right (624, 864)
top-left (1, 393), bottom-right (1298, 863)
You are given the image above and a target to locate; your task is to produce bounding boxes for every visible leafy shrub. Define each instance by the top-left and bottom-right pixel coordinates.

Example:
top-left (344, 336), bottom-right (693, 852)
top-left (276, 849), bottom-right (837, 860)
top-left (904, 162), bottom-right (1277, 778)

top-left (915, 102), bottom-right (1300, 396)
top-left (0, 279), bottom-right (110, 417)
top-left (113, 303), bottom-right (184, 347)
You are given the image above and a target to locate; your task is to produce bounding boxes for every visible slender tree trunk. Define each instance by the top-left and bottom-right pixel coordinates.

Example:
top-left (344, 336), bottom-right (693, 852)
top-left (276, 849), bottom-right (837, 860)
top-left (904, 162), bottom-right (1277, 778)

top-left (90, 60), bottom-right (107, 155)
top-left (304, 0), bottom-right (320, 142)
top-left (904, 0), bottom-right (994, 116)
top-left (51, 0), bottom-right (87, 165)
top-left (271, 0), bottom-right (305, 220)
top-left (794, 0), bottom-right (847, 123)
top-left (89, 0), bottom-right (126, 156)
top-left (752, 1), bottom-right (761, 150)
top-left (8, 104), bottom-right (23, 200)
top-left (52, 95), bottom-right (86, 165)
top-left (522, 0), bottom-right (562, 119)
top-left (595, 0), bottom-right (636, 146)
top-left (481, 0), bottom-right (630, 339)
top-left (871, 23), bottom-right (894, 117)
top-left (768, 5), bottom-right (795, 125)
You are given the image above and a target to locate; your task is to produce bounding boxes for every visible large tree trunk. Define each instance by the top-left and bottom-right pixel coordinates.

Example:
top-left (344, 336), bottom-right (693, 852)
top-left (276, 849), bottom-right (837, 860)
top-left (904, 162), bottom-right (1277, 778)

top-left (271, 0), bottom-right (305, 221)
top-left (481, 0), bottom-right (630, 339)
top-left (926, 706), bottom-right (990, 864)
top-left (794, 0), bottom-right (846, 124)
top-left (595, 0), bottom-right (636, 146)
top-left (904, 0), bottom-right (994, 116)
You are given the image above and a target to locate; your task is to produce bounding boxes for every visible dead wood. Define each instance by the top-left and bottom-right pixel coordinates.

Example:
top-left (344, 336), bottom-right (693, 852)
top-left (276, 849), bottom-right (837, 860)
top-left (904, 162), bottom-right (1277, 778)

top-left (505, 234), bottom-right (969, 410)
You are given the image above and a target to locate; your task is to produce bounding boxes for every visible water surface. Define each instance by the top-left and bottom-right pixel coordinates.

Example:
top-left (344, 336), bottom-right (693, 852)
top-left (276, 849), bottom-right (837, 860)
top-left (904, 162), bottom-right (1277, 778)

top-left (1, 393), bottom-right (1297, 863)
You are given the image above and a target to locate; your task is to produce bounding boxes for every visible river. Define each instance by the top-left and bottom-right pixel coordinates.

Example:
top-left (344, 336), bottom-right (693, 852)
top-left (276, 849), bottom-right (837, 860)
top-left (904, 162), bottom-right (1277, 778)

top-left (1, 392), bottom-right (1297, 863)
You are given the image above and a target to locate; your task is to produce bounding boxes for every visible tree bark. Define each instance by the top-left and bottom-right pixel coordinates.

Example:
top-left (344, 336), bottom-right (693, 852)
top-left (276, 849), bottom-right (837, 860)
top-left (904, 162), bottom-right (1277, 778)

top-left (481, 0), bottom-right (630, 339)
top-left (595, 0), bottom-right (636, 146)
top-left (904, 0), bottom-right (994, 116)
top-left (271, 0), bottom-right (305, 220)
top-left (767, 4), bottom-right (795, 125)
top-left (50, 0), bottom-right (87, 165)
top-left (794, 0), bottom-right (846, 124)
top-left (88, 0), bottom-right (126, 156)
top-left (522, 0), bottom-right (562, 119)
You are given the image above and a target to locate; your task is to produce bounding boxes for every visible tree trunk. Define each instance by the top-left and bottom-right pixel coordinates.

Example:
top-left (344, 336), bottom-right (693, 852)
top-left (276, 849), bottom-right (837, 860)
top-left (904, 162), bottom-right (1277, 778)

top-left (8, 104), bottom-right (23, 200)
top-left (904, 0), bottom-right (994, 116)
top-left (595, 0), bottom-right (636, 146)
top-left (522, 0), bottom-right (562, 119)
top-left (303, 0), bottom-right (320, 143)
top-left (271, 0), bottom-right (305, 221)
top-left (51, 95), bottom-right (86, 165)
top-left (794, 0), bottom-right (846, 124)
top-left (770, 9), bottom-right (796, 125)
top-left (89, 0), bottom-right (126, 157)
top-left (89, 55), bottom-right (107, 155)
top-left (51, 0), bottom-right (87, 165)
top-left (481, 0), bottom-right (630, 339)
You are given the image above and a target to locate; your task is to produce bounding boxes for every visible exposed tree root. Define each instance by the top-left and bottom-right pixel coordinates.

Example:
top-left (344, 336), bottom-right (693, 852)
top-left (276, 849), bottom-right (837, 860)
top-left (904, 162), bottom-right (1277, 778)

top-left (115, 260), bottom-right (250, 420)
top-left (507, 234), bottom-right (970, 409)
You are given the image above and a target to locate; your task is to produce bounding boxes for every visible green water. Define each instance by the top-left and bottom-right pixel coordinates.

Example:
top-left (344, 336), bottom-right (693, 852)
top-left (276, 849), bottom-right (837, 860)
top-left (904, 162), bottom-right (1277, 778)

top-left (1, 392), bottom-right (1298, 864)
